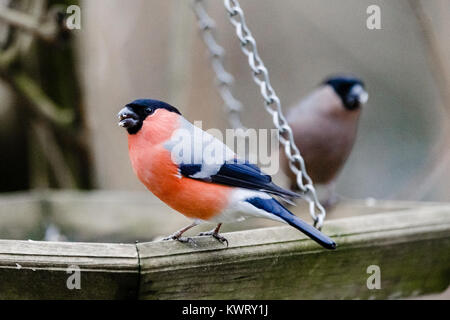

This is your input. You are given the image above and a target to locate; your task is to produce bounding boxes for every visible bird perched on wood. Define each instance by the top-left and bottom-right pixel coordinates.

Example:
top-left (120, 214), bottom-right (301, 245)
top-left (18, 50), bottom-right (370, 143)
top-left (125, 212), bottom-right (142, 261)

top-left (282, 76), bottom-right (368, 207)
top-left (118, 99), bottom-right (336, 250)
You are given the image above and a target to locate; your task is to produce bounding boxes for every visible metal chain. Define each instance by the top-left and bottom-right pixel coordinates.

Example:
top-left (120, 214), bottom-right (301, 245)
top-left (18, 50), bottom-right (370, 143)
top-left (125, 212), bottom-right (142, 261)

top-left (192, 0), bottom-right (245, 130)
top-left (223, 0), bottom-right (326, 228)
top-left (192, 0), bottom-right (326, 228)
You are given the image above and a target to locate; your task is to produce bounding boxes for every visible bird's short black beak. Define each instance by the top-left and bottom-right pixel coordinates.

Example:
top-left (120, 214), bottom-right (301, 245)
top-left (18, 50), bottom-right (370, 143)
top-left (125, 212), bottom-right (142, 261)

top-left (118, 107), bottom-right (139, 129)
top-left (344, 85), bottom-right (369, 110)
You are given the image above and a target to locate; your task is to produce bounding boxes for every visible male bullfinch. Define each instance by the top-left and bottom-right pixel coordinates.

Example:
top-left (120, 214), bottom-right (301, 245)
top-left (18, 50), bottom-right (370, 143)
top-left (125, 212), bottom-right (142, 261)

top-left (282, 76), bottom-right (368, 207)
top-left (118, 99), bottom-right (336, 250)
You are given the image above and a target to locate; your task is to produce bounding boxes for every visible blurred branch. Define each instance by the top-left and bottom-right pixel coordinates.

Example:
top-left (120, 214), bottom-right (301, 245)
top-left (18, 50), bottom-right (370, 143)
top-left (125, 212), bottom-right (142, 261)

top-left (0, 1), bottom-right (45, 69)
top-left (0, 2), bottom-right (78, 135)
top-left (10, 72), bottom-right (74, 127)
top-left (0, 43), bottom-right (20, 69)
top-left (0, 0), bottom-right (91, 191)
top-left (0, 5), bottom-right (63, 43)
top-left (32, 121), bottom-right (76, 188)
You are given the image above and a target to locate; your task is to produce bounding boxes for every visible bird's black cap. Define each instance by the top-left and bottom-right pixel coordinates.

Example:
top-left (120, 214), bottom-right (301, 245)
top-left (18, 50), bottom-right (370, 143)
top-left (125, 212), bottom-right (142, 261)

top-left (324, 76), bottom-right (367, 111)
top-left (125, 99), bottom-right (181, 115)
top-left (118, 99), bottom-right (181, 134)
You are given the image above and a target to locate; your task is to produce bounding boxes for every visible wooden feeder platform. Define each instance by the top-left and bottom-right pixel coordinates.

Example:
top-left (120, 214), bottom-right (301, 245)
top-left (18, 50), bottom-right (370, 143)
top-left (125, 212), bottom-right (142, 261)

top-left (0, 191), bottom-right (449, 299)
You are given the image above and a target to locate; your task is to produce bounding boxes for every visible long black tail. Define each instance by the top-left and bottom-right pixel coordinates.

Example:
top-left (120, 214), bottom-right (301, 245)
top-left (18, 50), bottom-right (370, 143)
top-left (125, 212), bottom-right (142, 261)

top-left (246, 197), bottom-right (336, 250)
top-left (277, 207), bottom-right (336, 250)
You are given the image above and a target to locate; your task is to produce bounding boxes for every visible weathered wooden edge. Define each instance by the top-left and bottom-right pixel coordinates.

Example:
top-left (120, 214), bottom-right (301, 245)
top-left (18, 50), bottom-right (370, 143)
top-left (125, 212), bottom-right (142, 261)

top-left (0, 196), bottom-right (449, 299)
top-left (0, 240), bottom-right (138, 270)
top-left (0, 240), bottom-right (139, 299)
top-left (137, 205), bottom-right (450, 299)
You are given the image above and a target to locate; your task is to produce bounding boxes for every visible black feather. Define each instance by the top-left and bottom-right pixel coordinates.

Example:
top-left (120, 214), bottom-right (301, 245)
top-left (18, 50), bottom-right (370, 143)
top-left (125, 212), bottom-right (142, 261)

top-left (180, 160), bottom-right (301, 200)
top-left (246, 197), bottom-right (336, 249)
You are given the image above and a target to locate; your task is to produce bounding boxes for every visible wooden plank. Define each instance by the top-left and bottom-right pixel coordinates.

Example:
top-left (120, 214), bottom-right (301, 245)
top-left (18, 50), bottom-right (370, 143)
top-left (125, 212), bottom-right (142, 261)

top-left (0, 240), bottom-right (139, 299)
top-left (0, 192), bottom-right (448, 299)
top-left (137, 206), bottom-right (450, 299)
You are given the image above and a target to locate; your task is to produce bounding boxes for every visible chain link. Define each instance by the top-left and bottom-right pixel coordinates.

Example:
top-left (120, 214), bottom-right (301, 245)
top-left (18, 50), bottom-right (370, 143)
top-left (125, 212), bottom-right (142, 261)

top-left (192, 0), bottom-right (326, 228)
top-left (224, 0), bottom-right (327, 228)
top-left (192, 0), bottom-right (245, 130)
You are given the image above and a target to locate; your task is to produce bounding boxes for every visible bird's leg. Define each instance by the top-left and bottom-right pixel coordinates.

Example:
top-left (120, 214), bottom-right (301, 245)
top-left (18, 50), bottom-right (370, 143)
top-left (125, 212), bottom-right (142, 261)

top-left (197, 223), bottom-right (228, 246)
top-left (322, 181), bottom-right (340, 209)
top-left (162, 221), bottom-right (198, 245)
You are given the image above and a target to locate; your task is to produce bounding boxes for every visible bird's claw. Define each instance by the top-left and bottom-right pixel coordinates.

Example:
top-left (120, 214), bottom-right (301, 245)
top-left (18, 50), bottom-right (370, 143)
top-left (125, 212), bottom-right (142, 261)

top-left (198, 231), bottom-right (229, 247)
top-left (162, 235), bottom-right (197, 246)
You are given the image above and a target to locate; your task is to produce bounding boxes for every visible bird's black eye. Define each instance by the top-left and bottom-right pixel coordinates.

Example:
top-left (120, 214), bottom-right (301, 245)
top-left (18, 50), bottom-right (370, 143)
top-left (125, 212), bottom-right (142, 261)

top-left (145, 107), bottom-right (154, 115)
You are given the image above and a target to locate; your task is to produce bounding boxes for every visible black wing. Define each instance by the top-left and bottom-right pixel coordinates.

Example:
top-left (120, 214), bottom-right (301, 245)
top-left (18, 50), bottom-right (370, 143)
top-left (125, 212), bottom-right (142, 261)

top-left (179, 160), bottom-right (300, 199)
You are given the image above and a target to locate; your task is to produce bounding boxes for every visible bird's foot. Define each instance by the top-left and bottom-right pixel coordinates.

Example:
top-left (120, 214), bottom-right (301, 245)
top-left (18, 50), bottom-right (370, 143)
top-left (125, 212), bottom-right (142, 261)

top-left (322, 193), bottom-right (340, 209)
top-left (160, 222), bottom-right (199, 246)
top-left (197, 230), bottom-right (229, 247)
top-left (162, 234), bottom-right (197, 246)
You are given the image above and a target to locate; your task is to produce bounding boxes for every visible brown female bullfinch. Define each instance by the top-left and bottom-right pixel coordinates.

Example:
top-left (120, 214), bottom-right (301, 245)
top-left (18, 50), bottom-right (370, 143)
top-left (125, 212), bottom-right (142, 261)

top-left (282, 76), bottom-right (368, 207)
top-left (118, 99), bottom-right (336, 249)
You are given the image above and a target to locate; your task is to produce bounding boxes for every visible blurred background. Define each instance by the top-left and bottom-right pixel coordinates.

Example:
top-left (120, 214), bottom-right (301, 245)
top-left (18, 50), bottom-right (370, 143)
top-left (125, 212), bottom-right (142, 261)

top-left (0, 0), bottom-right (449, 299)
top-left (1, 0), bottom-right (449, 201)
